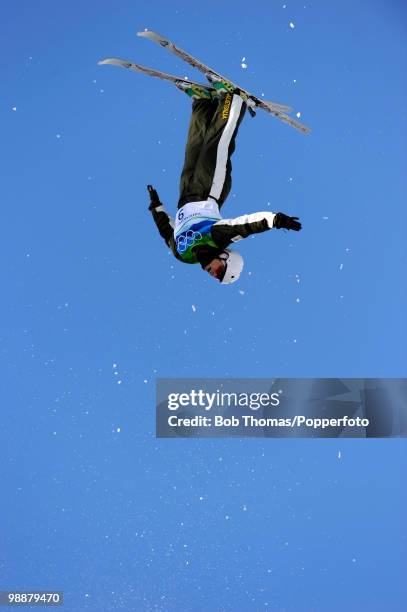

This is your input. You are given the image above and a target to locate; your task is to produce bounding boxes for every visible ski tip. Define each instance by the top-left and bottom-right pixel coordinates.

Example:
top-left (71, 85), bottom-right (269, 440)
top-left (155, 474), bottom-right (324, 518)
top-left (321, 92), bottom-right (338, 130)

top-left (98, 58), bottom-right (132, 69)
top-left (137, 29), bottom-right (162, 40)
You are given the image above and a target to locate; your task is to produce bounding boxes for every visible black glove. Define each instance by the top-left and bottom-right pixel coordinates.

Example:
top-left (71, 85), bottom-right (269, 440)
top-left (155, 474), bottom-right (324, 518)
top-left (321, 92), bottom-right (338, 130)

top-left (147, 184), bottom-right (161, 210)
top-left (273, 212), bottom-right (302, 231)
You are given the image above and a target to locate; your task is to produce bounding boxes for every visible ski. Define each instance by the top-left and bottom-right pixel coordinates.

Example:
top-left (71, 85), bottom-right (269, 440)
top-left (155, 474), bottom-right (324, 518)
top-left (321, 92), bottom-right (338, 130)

top-left (98, 57), bottom-right (216, 94)
top-left (137, 29), bottom-right (311, 134)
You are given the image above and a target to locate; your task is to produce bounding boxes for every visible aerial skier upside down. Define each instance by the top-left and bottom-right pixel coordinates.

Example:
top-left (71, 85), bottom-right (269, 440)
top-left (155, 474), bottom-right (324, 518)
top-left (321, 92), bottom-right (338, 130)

top-left (148, 84), bottom-right (302, 285)
top-left (99, 30), bottom-right (306, 285)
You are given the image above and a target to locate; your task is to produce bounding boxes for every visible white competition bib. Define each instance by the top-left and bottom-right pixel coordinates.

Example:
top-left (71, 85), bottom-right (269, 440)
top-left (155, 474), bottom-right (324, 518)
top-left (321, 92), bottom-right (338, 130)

top-left (174, 199), bottom-right (221, 233)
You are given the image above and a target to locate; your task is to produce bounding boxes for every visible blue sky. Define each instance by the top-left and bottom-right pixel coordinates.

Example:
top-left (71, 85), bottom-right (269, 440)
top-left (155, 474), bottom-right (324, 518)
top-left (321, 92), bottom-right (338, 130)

top-left (1, 1), bottom-right (406, 610)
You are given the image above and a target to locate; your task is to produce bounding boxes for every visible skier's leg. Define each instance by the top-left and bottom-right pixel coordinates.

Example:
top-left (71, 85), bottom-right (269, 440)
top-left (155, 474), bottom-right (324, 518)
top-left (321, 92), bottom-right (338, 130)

top-left (178, 98), bottom-right (218, 208)
top-left (189, 92), bottom-right (247, 209)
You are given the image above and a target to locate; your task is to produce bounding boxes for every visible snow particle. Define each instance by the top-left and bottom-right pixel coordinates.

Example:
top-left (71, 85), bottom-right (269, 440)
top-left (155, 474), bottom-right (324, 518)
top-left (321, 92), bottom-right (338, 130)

top-left (296, 298), bottom-right (300, 303)
top-left (117, 380), bottom-right (122, 385)
top-left (192, 304), bottom-right (196, 312)
top-left (12, 106), bottom-right (17, 112)
top-left (339, 263), bottom-right (344, 270)
top-left (116, 427), bottom-right (121, 433)
top-left (289, 22), bottom-right (295, 29)
top-left (296, 111), bottom-right (301, 118)
top-left (239, 290), bottom-right (245, 295)
top-left (56, 134), bottom-right (61, 139)
top-left (338, 451), bottom-right (341, 459)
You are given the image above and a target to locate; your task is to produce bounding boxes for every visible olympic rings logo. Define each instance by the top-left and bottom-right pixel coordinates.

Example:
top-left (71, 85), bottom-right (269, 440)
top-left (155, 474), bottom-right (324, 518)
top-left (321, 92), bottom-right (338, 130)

top-left (176, 230), bottom-right (202, 253)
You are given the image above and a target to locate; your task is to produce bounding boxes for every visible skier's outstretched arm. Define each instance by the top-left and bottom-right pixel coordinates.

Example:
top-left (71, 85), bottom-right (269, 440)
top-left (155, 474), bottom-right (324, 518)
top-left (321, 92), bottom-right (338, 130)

top-left (212, 211), bottom-right (301, 247)
top-left (147, 185), bottom-right (175, 248)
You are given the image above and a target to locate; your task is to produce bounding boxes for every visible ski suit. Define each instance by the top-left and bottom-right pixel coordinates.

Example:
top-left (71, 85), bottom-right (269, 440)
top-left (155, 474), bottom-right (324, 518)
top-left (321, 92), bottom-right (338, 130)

top-left (150, 93), bottom-right (277, 268)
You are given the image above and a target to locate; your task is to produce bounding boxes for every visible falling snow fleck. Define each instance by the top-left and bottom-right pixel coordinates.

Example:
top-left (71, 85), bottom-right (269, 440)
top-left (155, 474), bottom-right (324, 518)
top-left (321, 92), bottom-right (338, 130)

top-left (289, 22), bottom-right (295, 29)
top-left (116, 427), bottom-right (121, 433)
top-left (12, 106), bottom-right (17, 112)
top-left (192, 304), bottom-right (196, 312)
top-left (338, 451), bottom-right (341, 459)
top-left (56, 134), bottom-right (61, 139)
top-left (339, 263), bottom-right (344, 270)
top-left (296, 111), bottom-right (301, 118)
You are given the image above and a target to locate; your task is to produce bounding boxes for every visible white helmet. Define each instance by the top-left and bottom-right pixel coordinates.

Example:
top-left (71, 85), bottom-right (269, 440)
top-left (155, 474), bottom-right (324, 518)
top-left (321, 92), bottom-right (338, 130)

top-left (219, 249), bottom-right (244, 285)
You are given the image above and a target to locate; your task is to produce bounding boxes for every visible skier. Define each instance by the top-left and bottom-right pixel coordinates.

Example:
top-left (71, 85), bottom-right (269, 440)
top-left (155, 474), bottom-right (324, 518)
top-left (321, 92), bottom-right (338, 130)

top-left (148, 81), bottom-right (302, 284)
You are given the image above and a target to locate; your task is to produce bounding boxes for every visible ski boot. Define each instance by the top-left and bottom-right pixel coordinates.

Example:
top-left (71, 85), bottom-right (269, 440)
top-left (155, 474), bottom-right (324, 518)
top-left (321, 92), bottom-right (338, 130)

top-left (205, 72), bottom-right (257, 116)
top-left (175, 80), bottom-right (214, 100)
